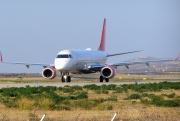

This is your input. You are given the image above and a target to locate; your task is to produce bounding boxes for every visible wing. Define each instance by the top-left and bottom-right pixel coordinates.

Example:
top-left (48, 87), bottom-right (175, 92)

top-left (89, 53), bottom-right (180, 69)
top-left (0, 52), bottom-right (53, 68)
top-left (107, 50), bottom-right (142, 57)
top-left (110, 59), bottom-right (175, 69)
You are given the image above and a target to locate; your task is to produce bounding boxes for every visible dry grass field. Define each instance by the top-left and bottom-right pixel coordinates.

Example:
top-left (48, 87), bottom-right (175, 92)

top-left (0, 106), bottom-right (179, 121)
top-left (0, 86), bottom-right (179, 120)
top-left (0, 73), bottom-right (179, 121)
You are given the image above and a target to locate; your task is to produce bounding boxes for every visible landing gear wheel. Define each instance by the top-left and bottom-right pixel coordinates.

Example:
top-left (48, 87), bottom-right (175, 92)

top-left (61, 72), bottom-right (71, 83)
top-left (100, 76), bottom-right (104, 82)
top-left (67, 76), bottom-right (71, 82)
top-left (105, 78), bottom-right (109, 82)
top-left (61, 76), bottom-right (65, 82)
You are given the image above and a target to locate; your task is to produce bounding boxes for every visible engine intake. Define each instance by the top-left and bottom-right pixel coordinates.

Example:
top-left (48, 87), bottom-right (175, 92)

top-left (101, 66), bottom-right (116, 78)
top-left (42, 66), bottom-right (56, 79)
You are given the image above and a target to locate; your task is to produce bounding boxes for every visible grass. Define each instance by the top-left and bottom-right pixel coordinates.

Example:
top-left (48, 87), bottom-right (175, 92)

top-left (16, 98), bottom-right (35, 110)
top-left (0, 75), bottom-right (179, 120)
top-left (0, 82), bottom-right (179, 111)
top-left (0, 87), bottom-right (179, 120)
top-left (0, 104), bottom-right (179, 120)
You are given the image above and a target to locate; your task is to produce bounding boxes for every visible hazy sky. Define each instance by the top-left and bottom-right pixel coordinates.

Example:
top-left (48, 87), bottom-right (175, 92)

top-left (0, 0), bottom-right (180, 73)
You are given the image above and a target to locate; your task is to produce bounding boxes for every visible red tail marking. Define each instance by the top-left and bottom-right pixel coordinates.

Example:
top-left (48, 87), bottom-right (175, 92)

top-left (0, 52), bottom-right (3, 62)
top-left (98, 18), bottom-right (106, 51)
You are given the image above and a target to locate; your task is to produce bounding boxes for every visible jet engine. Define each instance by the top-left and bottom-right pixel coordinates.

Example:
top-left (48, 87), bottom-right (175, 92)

top-left (42, 66), bottom-right (56, 79)
top-left (101, 66), bottom-right (116, 78)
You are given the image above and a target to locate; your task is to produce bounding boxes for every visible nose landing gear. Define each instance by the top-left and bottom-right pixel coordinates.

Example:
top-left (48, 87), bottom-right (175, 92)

top-left (61, 72), bottom-right (71, 82)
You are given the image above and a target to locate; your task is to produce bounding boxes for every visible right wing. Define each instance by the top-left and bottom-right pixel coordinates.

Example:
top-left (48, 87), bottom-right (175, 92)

top-left (0, 52), bottom-right (53, 68)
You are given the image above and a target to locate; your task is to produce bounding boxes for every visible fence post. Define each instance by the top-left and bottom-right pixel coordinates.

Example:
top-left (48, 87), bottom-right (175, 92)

top-left (40, 114), bottom-right (46, 121)
top-left (1, 114), bottom-right (7, 121)
top-left (111, 112), bottom-right (118, 121)
top-left (75, 113), bottom-right (81, 121)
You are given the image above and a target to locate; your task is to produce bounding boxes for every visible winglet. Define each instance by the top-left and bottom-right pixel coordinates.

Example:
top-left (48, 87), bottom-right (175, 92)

top-left (0, 52), bottom-right (3, 62)
top-left (175, 53), bottom-right (180, 60)
top-left (98, 18), bottom-right (106, 51)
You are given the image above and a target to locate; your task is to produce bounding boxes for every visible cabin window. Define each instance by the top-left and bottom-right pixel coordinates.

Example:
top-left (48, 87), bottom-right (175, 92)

top-left (56, 54), bottom-right (72, 58)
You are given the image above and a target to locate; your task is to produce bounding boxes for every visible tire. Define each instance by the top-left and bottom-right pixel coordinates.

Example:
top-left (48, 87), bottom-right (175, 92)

top-left (105, 78), bottom-right (109, 82)
top-left (61, 76), bottom-right (65, 82)
top-left (67, 76), bottom-right (71, 82)
top-left (100, 76), bottom-right (104, 82)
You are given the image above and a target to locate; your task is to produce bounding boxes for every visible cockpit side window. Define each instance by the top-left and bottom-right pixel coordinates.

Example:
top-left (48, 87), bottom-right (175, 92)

top-left (56, 54), bottom-right (72, 58)
top-left (69, 54), bottom-right (72, 58)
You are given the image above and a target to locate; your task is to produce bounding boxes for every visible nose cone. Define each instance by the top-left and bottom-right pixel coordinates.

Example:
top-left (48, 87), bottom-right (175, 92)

top-left (54, 49), bottom-right (76, 71)
top-left (54, 59), bottom-right (72, 70)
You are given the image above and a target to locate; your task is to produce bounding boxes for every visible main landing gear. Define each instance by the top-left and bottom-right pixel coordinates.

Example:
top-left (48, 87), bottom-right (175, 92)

top-left (61, 72), bottom-right (71, 82)
top-left (99, 75), bottom-right (109, 82)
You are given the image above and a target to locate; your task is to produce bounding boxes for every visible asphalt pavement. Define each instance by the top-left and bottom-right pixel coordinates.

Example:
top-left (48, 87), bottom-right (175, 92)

top-left (0, 80), bottom-right (178, 88)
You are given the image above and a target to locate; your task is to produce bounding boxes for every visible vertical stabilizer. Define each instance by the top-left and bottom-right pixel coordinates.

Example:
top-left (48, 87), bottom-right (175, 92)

top-left (98, 18), bottom-right (106, 51)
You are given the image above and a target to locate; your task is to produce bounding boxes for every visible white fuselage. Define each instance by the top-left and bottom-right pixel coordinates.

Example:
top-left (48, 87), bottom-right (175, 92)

top-left (54, 49), bottom-right (107, 73)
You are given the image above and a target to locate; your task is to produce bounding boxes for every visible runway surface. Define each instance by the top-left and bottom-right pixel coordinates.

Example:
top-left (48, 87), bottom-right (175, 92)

top-left (0, 80), bottom-right (179, 88)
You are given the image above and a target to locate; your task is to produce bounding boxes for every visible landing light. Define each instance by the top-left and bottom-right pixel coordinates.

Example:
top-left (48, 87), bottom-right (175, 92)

top-left (88, 66), bottom-right (92, 68)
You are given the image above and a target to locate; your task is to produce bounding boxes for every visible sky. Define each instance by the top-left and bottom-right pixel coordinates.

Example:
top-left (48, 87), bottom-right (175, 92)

top-left (0, 0), bottom-right (180, 73)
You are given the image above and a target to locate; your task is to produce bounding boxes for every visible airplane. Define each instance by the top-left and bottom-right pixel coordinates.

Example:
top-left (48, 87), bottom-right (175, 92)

top-left (0, 18), bottom-right (179, 83)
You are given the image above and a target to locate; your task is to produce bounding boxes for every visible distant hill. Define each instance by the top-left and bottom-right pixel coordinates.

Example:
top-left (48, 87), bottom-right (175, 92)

top-left (116, 56), bottom-right (180, 73)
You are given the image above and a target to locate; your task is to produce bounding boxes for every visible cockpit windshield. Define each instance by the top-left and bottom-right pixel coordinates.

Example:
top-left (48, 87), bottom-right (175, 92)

top-left (56, 54), bottom-right (72, 58)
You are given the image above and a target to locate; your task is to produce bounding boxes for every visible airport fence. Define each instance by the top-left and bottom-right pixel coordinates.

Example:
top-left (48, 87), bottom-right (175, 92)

top-left (0, 108), bottom-right (180, 121)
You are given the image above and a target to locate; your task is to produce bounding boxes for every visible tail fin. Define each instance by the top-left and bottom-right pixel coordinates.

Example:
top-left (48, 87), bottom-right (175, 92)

top-left (0, 52), bottom-right (3, 62)
top-left (98, 18), bottom-right (106, 51)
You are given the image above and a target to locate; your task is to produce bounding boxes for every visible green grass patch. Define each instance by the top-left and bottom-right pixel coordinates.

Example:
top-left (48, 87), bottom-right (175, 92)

top-left (0, 81), bottom-right (179, 110)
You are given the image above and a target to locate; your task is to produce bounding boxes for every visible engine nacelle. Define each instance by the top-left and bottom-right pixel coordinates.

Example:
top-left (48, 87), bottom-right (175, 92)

top-left (101, 66), bottom-right (116, 78)
top-left (42, 66), bottom-right (56, 79)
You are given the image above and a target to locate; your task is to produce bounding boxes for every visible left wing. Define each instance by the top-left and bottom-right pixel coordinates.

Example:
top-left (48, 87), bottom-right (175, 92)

top-left (110, 54), bottom-right (179, 69)
top-left (107, 50), bottom-right (142, 57)
top-left (110, 59), bottom-right (176, 69)
top-left (0, 52), bottom-right (53, 68)
top-left (89, 53), bottom-right (180, 69)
